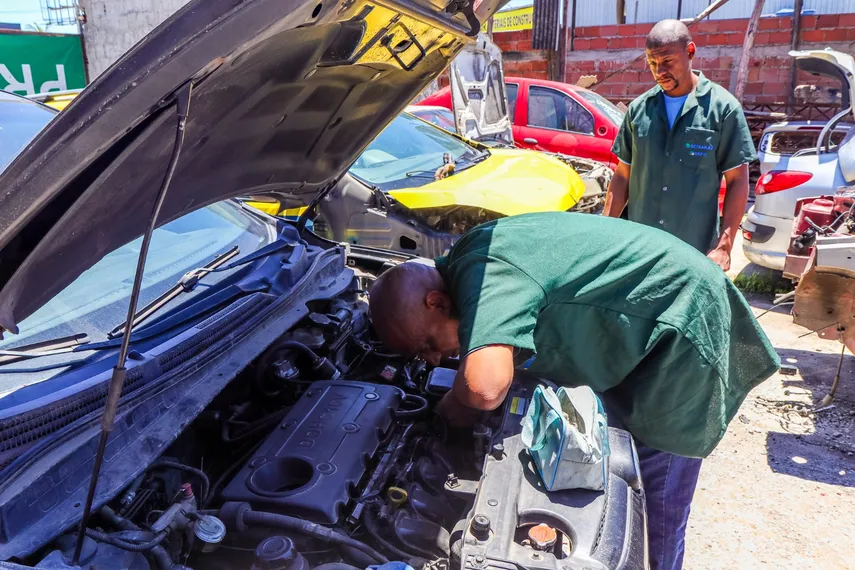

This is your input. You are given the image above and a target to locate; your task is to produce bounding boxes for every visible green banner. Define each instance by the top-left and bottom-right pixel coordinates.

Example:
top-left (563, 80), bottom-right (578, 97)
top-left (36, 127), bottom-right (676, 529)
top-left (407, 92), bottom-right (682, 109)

top-left (0, 33), bottom-right (86, 96)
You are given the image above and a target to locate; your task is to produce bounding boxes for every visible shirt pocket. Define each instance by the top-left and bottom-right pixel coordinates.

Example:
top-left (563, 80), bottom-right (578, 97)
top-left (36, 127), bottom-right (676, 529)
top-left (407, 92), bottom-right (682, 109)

top-left (681, 127), bottom-right (719, 170)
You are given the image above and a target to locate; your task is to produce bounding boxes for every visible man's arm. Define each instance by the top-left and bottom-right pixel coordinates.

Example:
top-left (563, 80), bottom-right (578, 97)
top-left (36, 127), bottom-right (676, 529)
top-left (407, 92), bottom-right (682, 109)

top-left (708, 164), bottom-right (749, 272)
top-left (436, 345), bottom-right (515, 427)
top-left (603, 161), bottom-right (631, 218)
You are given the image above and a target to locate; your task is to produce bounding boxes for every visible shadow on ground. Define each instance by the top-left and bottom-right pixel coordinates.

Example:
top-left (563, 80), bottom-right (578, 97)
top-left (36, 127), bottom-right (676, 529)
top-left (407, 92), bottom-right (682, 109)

top-left (760, 347), bottom-right (855, 488)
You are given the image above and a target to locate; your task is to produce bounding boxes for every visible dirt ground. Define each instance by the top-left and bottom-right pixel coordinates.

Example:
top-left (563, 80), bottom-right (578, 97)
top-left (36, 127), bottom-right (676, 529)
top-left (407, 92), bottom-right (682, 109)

top-left (683, 237), bottom-right (855, 570)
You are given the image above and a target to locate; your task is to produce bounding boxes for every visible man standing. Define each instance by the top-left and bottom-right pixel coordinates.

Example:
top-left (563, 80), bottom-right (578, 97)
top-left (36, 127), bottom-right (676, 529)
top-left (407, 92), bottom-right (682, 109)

top-left (604, 19), bottom-right (755, 272)
top-left (603, 19), bottom-right (758, 569)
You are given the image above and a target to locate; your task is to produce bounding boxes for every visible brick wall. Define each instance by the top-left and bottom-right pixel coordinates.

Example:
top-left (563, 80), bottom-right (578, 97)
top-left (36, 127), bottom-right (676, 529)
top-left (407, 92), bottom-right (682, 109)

top-left (80, 0), bottom-right (192, 78)
top-left (494, 14), bottom-right (855, 104)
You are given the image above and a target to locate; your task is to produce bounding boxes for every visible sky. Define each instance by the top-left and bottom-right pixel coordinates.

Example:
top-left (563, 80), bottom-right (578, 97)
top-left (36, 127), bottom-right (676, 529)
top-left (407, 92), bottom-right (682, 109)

top-left (0, 0), bottom-right (78, 33)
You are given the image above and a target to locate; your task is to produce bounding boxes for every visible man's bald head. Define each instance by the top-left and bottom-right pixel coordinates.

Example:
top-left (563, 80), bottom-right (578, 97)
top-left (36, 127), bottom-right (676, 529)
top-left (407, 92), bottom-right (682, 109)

top-left (646, 19), bottom-right (692, 50)
top-left (645, 19), bottom-right (696, 96)
top-left (368, 261), bottom-right (460, 364)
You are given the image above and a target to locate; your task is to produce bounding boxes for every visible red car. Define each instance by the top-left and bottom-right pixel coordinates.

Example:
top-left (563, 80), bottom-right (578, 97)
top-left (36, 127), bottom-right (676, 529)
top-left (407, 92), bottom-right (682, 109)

top-left (416, 75), bottom-right (727, 213)
top-left (418, 76), bottom-right (624, 169)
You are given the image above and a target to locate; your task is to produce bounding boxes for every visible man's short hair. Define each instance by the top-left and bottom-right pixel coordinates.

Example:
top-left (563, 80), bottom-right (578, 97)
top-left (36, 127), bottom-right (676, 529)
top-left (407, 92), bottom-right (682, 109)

top-left (646, 19), bottom-right (692, 50)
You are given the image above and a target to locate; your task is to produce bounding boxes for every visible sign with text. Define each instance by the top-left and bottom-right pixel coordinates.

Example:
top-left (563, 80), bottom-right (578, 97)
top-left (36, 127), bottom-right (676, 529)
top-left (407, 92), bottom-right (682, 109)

top-left (0, 33), bottom-right (85, 96)
top-left (483, 6), bottom-right (534, 33)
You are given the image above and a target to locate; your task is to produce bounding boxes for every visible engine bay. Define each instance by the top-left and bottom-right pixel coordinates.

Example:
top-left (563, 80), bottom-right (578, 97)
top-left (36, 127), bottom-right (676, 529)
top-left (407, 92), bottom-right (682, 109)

top-left (23, 266), bottom-right (644, 570)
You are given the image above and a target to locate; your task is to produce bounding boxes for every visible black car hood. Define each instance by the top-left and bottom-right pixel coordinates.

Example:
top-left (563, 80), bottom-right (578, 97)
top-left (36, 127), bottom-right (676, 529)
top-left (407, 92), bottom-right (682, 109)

top-left (0, 0), bottom-right (505, 334)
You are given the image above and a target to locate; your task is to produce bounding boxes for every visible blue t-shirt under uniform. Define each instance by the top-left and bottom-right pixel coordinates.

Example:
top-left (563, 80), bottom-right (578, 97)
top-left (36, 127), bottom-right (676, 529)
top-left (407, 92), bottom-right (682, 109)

top-left (663, 93), bottom-right (689, 128)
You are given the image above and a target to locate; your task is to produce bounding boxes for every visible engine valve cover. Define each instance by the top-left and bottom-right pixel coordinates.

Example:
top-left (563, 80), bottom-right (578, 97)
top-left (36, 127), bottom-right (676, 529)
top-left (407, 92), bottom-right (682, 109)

top-left (222, 381), bottom-right (401, 523)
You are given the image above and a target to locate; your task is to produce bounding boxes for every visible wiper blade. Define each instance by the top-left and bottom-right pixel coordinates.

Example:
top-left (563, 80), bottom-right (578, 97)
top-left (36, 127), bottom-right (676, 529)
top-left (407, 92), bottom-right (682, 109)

top-left (0, 333), bottom-right (90, 364)
top-left (405, 170), bottom-right (437, 178)
top-left (107, 246), bottom-right (240, 339)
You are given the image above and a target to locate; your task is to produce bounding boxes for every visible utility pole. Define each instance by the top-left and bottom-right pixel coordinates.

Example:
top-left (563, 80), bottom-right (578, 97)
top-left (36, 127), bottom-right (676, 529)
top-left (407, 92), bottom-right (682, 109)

top-left (733, 0), bottom-right (766, 103)
top-left (787, 0), bottom-right (804, 112)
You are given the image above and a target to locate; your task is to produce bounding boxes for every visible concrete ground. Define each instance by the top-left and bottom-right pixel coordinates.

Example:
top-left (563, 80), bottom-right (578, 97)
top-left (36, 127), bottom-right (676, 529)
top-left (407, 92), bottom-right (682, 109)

top-left (684, 235), bottom-right (855, 569)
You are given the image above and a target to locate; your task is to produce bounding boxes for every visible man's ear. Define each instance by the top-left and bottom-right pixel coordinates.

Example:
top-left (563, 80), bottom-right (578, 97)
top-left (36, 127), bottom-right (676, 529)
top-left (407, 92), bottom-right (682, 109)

top-left (425, 290), bottom-right (452, 314)
top-left (687, 41), bottom-right (696, 61)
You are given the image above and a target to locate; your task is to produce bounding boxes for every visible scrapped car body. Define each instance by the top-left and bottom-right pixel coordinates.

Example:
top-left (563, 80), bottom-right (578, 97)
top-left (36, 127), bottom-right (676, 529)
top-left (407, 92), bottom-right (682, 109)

top-left (417, 76), bottom-right (624, 168)
top-left (757, 120), bottom-right (852, 174)
top-left (446, 33), bottom-right (513, 145)
top-left (0, 91), bottom-right (58, 171)
top-left (744, 49), bottom-right (855, 271)
top-left (248, 111), bottom-right (587, 256)
top-left (782, 189), bottom-right (855, 404)
top-left (25, 88), bottom-right (83, 111)
top-left (0, 1), bottom-right (645, 569)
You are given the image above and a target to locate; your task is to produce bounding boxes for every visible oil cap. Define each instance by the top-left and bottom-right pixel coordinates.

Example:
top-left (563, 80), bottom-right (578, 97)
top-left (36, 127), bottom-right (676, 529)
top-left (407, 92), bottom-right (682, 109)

top-left (471, 514), bottom-right (491, 541)
top-left (252, 536), bottom-right (308, 570)
top-left (193, 515), bottom-right (226, 553)
top-left (528, 523), bottom-right (557, 551)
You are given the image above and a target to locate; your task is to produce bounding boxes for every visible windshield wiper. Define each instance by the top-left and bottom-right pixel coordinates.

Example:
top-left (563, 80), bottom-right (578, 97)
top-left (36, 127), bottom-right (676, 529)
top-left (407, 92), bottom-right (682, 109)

top-left (0, 333), bottom-right (90, 365)
top-left (405, 151), bottom-right (487, 179)
top-left (106, 246), bottom-right (240, 339)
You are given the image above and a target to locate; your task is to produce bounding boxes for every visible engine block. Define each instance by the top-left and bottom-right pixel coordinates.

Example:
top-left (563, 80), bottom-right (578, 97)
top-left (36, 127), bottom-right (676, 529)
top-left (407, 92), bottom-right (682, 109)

top-left (221, 381), bottom-right (402, 523)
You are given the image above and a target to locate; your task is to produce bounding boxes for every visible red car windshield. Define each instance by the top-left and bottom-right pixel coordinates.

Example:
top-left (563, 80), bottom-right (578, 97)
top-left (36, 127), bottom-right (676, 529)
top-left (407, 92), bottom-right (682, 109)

top-left (574, 89), bottom-right (625, 127)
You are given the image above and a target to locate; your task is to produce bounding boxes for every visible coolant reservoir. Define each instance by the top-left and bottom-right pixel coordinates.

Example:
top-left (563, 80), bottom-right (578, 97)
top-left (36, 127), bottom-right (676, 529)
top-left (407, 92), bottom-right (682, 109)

top-left (795, 198), bottom-right (835, 234)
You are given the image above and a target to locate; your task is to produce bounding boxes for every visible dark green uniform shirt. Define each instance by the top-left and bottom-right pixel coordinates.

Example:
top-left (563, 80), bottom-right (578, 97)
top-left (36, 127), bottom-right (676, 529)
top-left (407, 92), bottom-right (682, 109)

top-left (435, 212), bottom-right (779, 458)
top-left (612, 71), bottom-right (757, 253)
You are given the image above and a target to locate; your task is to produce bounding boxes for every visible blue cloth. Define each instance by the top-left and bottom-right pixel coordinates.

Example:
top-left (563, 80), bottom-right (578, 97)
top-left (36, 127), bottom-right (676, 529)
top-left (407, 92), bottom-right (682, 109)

top-left (368, 563), bottom-right (415, 570)
top-left (663, 93), bottom-right (689, 129)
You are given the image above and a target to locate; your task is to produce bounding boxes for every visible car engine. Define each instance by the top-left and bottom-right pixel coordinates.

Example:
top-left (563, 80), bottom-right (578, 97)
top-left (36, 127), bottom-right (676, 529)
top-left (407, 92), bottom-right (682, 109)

top-left (30, 274), bottom-right (644, 570)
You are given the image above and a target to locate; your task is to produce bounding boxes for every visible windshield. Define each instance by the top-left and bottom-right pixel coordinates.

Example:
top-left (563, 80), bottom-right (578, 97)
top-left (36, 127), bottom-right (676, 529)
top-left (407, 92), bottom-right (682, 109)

top-left (0, 201), bottom-right (275, 394)
top-left (349, 113), bottom-right (483, 191)
top-left (575, 89), bottom-right (625, 127)
top-left (0, 93), bottom-right (57, 172)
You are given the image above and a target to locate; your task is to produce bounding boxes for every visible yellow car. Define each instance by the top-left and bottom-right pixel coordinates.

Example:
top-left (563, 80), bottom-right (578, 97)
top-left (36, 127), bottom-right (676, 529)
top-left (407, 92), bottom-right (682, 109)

top-left (245, 112), bottom-right (600, 257)
top-left (26, 89), bottom-right (83, 111)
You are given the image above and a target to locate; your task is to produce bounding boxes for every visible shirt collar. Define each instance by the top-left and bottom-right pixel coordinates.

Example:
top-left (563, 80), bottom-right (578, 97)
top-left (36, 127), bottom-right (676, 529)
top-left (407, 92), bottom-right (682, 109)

top-left (652, 70), bottom-right (710, 126)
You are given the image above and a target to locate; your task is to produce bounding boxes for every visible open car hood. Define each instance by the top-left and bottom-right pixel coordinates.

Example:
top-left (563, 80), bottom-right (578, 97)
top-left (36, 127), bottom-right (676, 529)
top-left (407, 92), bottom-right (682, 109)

top-left (0, 0), bottom-right (506, 334)
top-left (449, 32), bottom-right (513, 144)
top-left (791, 48), bottom-right (855, 116)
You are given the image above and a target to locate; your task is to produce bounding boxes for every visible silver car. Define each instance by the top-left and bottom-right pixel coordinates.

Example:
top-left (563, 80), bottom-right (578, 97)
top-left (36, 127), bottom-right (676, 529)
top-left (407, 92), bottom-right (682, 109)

top-left (743, 49), bottom-right (855, 270)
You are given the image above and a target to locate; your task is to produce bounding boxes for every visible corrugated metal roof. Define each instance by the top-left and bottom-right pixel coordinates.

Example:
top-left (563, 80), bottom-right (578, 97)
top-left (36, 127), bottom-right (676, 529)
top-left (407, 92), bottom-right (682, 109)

top-left (532, 0), bottom-right (561, 49)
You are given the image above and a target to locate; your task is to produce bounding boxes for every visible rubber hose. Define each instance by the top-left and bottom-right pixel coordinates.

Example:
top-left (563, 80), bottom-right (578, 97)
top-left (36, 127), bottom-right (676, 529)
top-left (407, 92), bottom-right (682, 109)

top-left (151, 459), bottom-right (210, 501)
top-left (100, 506), bottom-right (175, 570)
top-left (336, 543), bottom-right (377, 569)
top-left (312, 564), bottom-right (362, 570)
top-left (449, 518), bottom-right (468, 561)
top-left (394, 394), bottom-right (429, 419)
top-left (241, 509), bottom-right (388, 564)
top-left (362, 508), bottom-right (425, 567)
top-left (84, 528), bottom-right (167, 552)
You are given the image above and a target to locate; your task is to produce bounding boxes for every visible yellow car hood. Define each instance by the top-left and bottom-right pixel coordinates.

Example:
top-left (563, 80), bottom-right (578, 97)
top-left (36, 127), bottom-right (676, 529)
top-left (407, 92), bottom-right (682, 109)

top-left (387, 148), bottom-right (585, 214)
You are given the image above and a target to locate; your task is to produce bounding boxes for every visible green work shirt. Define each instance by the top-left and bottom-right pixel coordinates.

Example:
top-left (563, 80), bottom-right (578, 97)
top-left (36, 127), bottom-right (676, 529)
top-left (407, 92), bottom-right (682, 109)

top-left (435, 212), bottom-right (779, 458)
top-left (612, 71), bottom-right (757, 253)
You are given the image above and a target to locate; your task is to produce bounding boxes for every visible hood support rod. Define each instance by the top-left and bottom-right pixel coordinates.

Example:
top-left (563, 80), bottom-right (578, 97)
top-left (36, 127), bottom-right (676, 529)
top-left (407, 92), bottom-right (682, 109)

top-left (72, 82), bottom-right (194, 565)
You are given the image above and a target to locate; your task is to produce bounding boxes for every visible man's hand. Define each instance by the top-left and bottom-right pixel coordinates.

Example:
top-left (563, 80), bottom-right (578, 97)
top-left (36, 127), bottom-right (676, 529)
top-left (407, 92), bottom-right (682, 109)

top-left (711, 164), bottom-right (750, 272)
top-left (707, 247), bottom-right (731, 271)
top-left (603, 161), bottom-right (631, 218)
top-left (436, 390), bottom-right (483, 427)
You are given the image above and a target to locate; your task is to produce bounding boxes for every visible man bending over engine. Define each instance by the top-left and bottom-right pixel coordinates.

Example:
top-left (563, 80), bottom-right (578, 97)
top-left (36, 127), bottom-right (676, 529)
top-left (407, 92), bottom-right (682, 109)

top-left (368, 212), bottom-right (779, 570)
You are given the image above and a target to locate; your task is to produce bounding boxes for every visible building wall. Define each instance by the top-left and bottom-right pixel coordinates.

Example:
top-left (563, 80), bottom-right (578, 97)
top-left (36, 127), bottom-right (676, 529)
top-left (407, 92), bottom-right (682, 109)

top-left (79, 0), bottom-right (191, 78)
top-left (495, 14), bottom-right (855, 104)
top-left (573, 0), bottom-right (855, 27)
